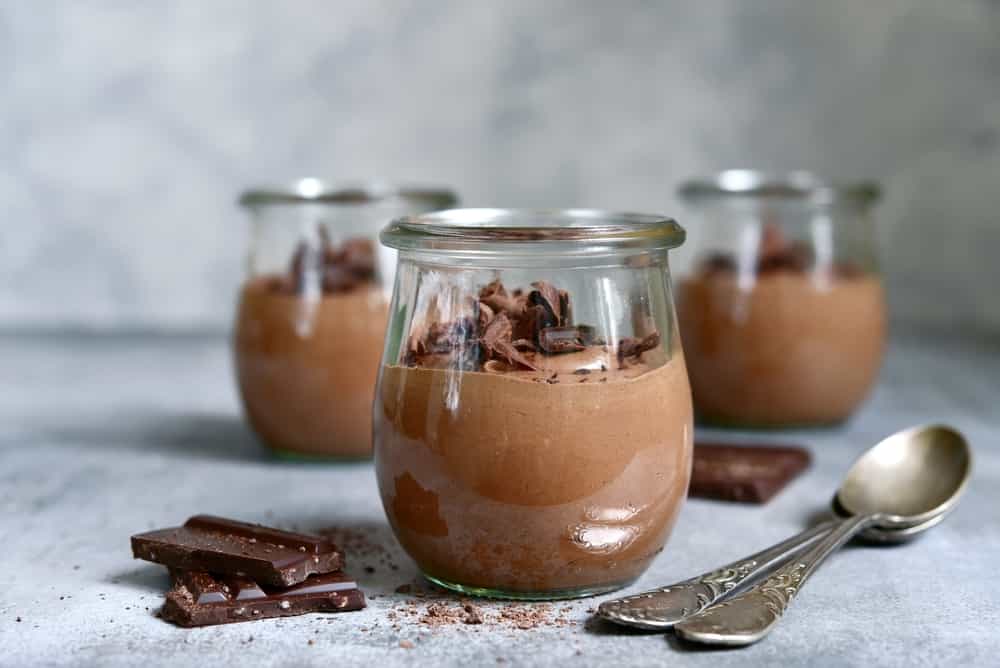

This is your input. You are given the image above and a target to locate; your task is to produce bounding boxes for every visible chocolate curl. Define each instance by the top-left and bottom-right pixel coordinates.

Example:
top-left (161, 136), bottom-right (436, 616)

top-left (479, 280), bottom-right (525, 318)
top-left (528, 281), bottom-right (564, 328)
top-left (617, 331), bottom-right (661, 368)
top-left (481, 312), bottom-right (537, 371)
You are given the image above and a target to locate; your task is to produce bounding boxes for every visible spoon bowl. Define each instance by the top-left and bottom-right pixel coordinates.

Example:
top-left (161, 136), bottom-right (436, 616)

top-left (838, 424), bottom-right (972, 526)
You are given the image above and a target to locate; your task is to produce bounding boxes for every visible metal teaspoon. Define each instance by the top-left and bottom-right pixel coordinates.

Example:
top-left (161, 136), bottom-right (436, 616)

top-left (673, 424), bottom-right (972, 647)
top-left (597, 425), bottom-right (969, 630)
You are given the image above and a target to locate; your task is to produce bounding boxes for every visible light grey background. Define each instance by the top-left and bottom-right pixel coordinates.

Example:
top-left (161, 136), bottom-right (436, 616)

top-left (1, 1), bottom-right (998, 333)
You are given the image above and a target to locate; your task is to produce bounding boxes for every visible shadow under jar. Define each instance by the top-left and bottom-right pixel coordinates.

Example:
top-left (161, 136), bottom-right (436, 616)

top-left (233, 181), bottom-right (457, 460)
top-left (374, 209), bottom-right (694, 600)
top-left (676, 170), bottom-right (887, 428)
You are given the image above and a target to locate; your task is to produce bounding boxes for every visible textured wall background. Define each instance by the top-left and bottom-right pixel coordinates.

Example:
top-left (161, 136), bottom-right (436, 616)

top-left (1, 1), bottom-right (998, 332)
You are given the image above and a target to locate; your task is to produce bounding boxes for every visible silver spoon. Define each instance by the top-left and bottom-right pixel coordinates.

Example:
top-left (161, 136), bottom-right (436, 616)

top-left (597, 425), bottom-right (968, 630)
top-left (673, 424), bottom-right (971, 646)
top-left (597, 426), bottom-right (959, 630)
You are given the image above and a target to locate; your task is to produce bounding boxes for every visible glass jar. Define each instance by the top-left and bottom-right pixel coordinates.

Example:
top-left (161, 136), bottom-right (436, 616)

top-left (676, 170), bottom-right (886, 428)
top-left (374, 209), bottom-right (693, 599)
top-left (233, 180), bottom-right (457, 459)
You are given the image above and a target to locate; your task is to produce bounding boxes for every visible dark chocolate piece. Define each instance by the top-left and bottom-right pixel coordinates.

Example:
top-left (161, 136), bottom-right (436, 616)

top-left (538, 326), bottom-right (586, 354)
top-left (131, 515), bottom-right (345, 587)
top-left (285, 236), bottom-right (375, 295)
top-left (528, 281), bottom-right (565, 328)
top-left (160, 569), bottom-right (365, 627)
top-left (690, 442), bottom-right (812, 504)
top-left (616, 331), bottom-right (661, 367)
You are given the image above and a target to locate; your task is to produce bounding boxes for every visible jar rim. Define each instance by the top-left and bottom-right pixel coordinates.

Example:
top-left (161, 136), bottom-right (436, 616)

top-left (678, 170), bottom-right (880, 206)
top-left (238, 178), bottom-right (458, 209)
top-left (379, 208), bottom-right (686, 255)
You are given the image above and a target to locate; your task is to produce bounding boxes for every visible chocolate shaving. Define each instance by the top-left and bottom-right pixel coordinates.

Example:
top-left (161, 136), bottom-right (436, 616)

top-left (513, 304), bottom-right (547, 343)
top-left (284, 236), bottom-right (376, 295)
top-left (481, 311), bottom-right (513, 348)
top-left (697, 224), bottom-right (817, 277)
top-left (558, 290), bottom-right (572, 326)
top-left (480, 313), bottom-right (537, 371)
top-left (402, 278), bottom-right (661, 376)
top-left (527, 282), bottom-right (564, 333)
top-left (478, 302), bottom-right (495, 331)
top-left (617, 331), bottom-right (661, 368)
top-left (479, 280), bottom-right (525, 318)
top-left (404, 316), bottom-right (480, 369)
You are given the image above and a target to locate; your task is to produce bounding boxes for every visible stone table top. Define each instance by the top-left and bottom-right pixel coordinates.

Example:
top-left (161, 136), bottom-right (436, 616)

top-left (1, 331), bottom-right (998, 667)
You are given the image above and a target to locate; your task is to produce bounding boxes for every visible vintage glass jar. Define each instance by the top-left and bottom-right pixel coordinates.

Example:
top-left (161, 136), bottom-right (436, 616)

top-left (233, 180), bottom-right (457, 459)
top-left (374, 209), bottom-right (693, 599)
top-left (676, 170), bottom-right (886, 427)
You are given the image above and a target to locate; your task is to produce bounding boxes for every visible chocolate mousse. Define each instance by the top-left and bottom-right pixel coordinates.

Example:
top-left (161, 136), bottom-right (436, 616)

top-left (234, 235), bottom-right (388, 458)
top-left (677, 225), bottom-right (886, 426)
top-left (374, 279), bottom-right (693, 597)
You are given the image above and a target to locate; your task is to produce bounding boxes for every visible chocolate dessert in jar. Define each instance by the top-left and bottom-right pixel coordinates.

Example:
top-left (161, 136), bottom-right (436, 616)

top-left (676, 170), bottom-right (886, 427)
top-left (234, 181), bottom-right (457, 459)
top-left (374, 209), bottom-right (693, 599)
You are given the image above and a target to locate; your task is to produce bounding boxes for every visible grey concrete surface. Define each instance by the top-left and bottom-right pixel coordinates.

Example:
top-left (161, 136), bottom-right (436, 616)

top-left (0, 331), bottom-right (998, 667)
top-left (1, 1), bottom-right (999, 332)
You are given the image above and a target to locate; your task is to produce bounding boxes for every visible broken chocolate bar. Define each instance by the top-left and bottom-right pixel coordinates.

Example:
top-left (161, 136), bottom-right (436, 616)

top-left (161, 569), bottom-right (365, 627)
top-left (131, 515), bottom-right (344, 587)
top-left (689, 442), bottom-right (812, 504)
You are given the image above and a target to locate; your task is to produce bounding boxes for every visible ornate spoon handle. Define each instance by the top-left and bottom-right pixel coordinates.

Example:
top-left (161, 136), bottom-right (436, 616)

top-left (597, 520), bottom-right (836, 629)
top-left (673, 514), bottom-right (874, 646)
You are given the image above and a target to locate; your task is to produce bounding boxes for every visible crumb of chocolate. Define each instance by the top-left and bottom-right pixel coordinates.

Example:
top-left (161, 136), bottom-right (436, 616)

top-left (15, 616), bottom-right (21, 622)
top-left (364, 566), bottom-right (375, 574)
top-left (308, 639), bottom-right (315, 646)
top-left (572, 368), bottom-right (591, 375)
top-left (421, 603), bottom-right (466, 627)
top-left (400, 640), bottom-right (415, 649)
top-left (463, 603), bottom-right (484, 625)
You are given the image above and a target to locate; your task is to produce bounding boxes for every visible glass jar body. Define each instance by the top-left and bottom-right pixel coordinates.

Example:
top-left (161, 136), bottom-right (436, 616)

top-left (676, 185), bottom-right (886, 427)
top-left (233, 187), bottom-right (454, 459)
top-left (374, 247), bottom-right (693, 599)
